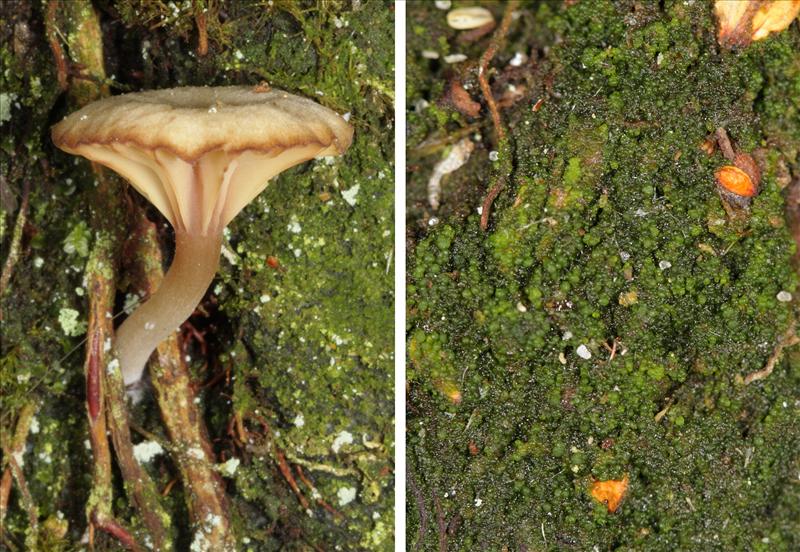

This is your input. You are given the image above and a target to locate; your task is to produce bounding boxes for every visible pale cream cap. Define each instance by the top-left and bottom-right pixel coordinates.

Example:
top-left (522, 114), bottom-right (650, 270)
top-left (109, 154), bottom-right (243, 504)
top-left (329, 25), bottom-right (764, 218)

top-left (52, 86), bottom-right (353, 234)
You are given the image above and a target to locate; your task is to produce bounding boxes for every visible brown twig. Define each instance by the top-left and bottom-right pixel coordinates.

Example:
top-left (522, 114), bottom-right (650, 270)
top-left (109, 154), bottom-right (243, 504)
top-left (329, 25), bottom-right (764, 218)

top-left (477, 0), bottom-right (520, 230)
top-left (0, 402), bottom-right (38, 538)
top-left (275, 449), bottom-right (311, 510)
top-left (7, 456), bottom-right (37, 536)
top-left (194, 0), bottom-right (208, 56)
top-left (92, 513), bottom-right (143, 552)
top-left (0, 179), bottom-right (30, 304)
top-left (433, 493), bottom-right (447, 552)
top-left (408, 470), bottom-right (428, 552)
top-left (44, 0), bottom-right (69, 90)
top-left (715, 127), bottom-right (736, 161)
top-left (477, 0), bottom-right (519, 143)
top-left (295, 465), bottom-right (343, 518)
top-left (744, 322), bottom-right (799, 385)
top-left (480, 181), bottom-right (505, 230)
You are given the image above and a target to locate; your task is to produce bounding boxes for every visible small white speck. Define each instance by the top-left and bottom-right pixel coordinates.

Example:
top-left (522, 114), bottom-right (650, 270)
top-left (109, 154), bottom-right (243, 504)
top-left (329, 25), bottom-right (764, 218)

top-left (474, 497), bottom-right (483, 507)
top-left (337, 486), bottom-right (357, 506)
top-left (288, 219), bottom-right (302, 234)
top-left (341, 184), bottom-right (360, 206)
top-left (33, 257), bottom-right (44, 268)
top-left (562, 331), bottom-right (573, 341)
top-left (422, 50), bottom-right (440, 59)
top-left (435, 0), bottom-right (451, 8)
top-left (133, 441), bottom-right (164, 463)
top-left (79, 114), bottom-right (88, 121)
top-left (576, 344), bottom-right (592, 360)
top-left (207, 106), bottom-right (217, 114)
top-left (489, 150), bottom-right (499, 161)
top-left (444, 54), bottom-right (468, 64)
top-left (293, 414), bottom-right (305, 428)
top-left (777, 291), bottom-right (792, 302)
top-left (259, 294), bottom-right (271, 303)
top-left (342, 112), bottom-right (351, 122)
top-left (144, 321), bottom-right (156, 330)
top-left (123, 293), bottom-right (140, 315)
top-left (509, 51), bottom-right (527, 66)
top-left (30, 417), bottom-right (40, 434)
top-left (516, 302), bottom-right (527, 313)
top-left (187, 447), bottom-right (204, 460)
top-left (219, 457), bottom-right (240, 476)
top-left (620, 251), bottom-right (631, 262)
top-left (659, 260), bottom-right (672, 270)
top-left (476, 206), bottom-right (483, 215)
top-left (234, 49), bottom-right (244, 60)
top-left (332, 430), bottom-right (353, 453)
top-left (428, 217), bottom-right (439, 227)
top-left (107, 358), bottom-right (120, 373)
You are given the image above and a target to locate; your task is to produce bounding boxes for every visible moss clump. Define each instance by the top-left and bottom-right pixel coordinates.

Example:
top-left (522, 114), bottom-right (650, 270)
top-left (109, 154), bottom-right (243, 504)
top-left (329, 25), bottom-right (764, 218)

top-left (408, 1), bottom-right (799, 550)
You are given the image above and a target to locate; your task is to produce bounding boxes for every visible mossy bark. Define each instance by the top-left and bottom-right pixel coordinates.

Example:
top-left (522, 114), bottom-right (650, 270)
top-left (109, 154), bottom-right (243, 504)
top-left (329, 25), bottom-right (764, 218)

top-left (1, 1), bottom-right (394, 550)
top-left (408, 1), bottom-right (798, 550)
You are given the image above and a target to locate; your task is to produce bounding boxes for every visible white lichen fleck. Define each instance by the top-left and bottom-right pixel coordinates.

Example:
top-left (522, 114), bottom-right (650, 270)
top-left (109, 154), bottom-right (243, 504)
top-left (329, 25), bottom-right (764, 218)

top-left (443, 53), bottom-right (468, 64)
top-left (107, 358), bottom-right (120, 374)
top-left (337, 486), bottom-right (357, 506)
top-left (219, 457), bottom-right (240, 477)
top-left (293, 414), bottom-right (305, 428)
top-left (187, 447), bottom-right (205, 460)
top-left (509, 51), bottom-right (528, 66)
top-left (576, 344), bottom-right (592, 360)
top-left (132, 440), bottom-right (164, 463)
top-left (777, 291), bottom-right (792, 302)
top-left (287, 218), bottom-right (302, 234)
top-left (331, 430), bottom-right (354, 453)
top-left (58, 308), bottom-right (87, 336)
top-left (341, 184), bottom-right (361, 206)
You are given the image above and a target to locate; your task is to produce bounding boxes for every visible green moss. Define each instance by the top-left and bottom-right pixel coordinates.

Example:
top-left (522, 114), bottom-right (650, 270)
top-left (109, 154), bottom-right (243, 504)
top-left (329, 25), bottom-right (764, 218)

top-left (408, 1), bottom-right (799, 550)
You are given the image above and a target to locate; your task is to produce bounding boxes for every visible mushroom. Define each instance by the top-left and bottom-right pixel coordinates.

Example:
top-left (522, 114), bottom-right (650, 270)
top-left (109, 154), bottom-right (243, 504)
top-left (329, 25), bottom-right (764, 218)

top-left (52, 86), bottom-right (353, 385)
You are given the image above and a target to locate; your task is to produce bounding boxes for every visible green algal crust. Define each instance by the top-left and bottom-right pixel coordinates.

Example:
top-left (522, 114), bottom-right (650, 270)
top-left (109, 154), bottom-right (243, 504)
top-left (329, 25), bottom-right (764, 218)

top-left (408, 1), bottom-right (798, 550)
top-left (1, 1), bottom-right (394, 549)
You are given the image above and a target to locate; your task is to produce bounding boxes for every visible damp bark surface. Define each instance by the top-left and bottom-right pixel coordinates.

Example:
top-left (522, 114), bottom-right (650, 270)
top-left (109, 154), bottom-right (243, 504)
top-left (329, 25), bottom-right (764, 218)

top-left (0, 1), bottom-right (394, 550)
top-left (407, 1), bottom-right (799, 550)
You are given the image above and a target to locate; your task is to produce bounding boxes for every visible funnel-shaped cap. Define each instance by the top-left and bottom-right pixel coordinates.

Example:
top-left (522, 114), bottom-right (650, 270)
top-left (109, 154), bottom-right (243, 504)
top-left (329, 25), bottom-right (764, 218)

top-left (52, 86), bottom-right (353, 235)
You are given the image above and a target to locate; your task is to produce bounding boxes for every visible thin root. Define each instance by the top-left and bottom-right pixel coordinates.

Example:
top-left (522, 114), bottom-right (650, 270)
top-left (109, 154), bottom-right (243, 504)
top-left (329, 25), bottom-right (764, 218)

top-left (743, 322), bottom-right (799, 385)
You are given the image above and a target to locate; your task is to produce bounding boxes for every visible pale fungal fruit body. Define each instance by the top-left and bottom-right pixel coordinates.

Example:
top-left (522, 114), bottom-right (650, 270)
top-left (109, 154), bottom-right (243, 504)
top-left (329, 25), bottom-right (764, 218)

top-left (715, 0), bottom-right (800, 48)
top-left (53, 86), bottom-right (353, 385)
top-left (446, 6), bottom-right (495, 30)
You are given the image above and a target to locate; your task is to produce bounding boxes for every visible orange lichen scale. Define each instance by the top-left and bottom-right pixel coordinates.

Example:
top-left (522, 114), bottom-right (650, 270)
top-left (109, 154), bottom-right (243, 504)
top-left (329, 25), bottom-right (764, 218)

top-left (715, 165), bottom-right (757, 197)
top-left (590, 474), bottom-right (629, 513)
top-left (434, 379), bottom-right (462, 404)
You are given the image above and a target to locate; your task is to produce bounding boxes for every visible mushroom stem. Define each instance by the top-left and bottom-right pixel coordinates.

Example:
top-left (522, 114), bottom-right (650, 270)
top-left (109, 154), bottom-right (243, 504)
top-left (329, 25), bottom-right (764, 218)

top-left (115, 229), bottom-right (222, 385)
